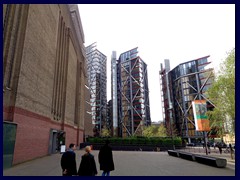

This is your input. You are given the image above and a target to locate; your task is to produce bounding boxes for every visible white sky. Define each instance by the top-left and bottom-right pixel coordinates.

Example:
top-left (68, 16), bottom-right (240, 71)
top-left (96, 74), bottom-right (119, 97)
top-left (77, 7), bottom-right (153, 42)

top-left (78, 4), bottom-right (235, 122)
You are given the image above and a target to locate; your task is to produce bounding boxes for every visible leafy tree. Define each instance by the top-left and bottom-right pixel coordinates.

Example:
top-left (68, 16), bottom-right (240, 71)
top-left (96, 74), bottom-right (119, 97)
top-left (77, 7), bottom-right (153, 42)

top-left (142, 125), bottom-right (157, 137)
top-left (206, 48), bottom-right (235, 136)
top-left (166, 123), bottom-right (179, 137)
top-left (142, 124), bottom-right (167, 137)
top-left (157, 124), bottom-right (167, 137)
top-left (101, 126), bottom-right (111, 137)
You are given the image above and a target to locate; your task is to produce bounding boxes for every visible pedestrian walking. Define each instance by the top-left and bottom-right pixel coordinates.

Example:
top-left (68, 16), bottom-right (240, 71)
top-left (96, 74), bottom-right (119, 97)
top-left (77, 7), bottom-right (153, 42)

top-left (217, 143), bottom-right (222, 154)
top-left (98, 140), bottom-right (115, 176)
top-left (207, 142), bottom-right (211, 154)
top-left (60, 143), bottom-right (77, 176)
top-left (229, 144), bottom-right (234, 159)
top-left (78, 146), bottom-right (98, 176)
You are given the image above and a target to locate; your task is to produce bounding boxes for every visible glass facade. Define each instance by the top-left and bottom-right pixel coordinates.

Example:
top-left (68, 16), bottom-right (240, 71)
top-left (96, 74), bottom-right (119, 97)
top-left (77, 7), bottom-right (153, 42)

top-left (160, 56), bottom-right (214, 141)
top-left (117, 48), bottom-right (151, 137)
top-left (86, 43), bottom-right (107, 137)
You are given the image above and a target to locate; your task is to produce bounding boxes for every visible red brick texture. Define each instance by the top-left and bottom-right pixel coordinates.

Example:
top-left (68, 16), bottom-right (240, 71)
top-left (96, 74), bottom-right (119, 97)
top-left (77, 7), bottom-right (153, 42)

top-left (3, 106), bottom-right (15, 122)
top-left (63, 124), bottom-right (84, 148)
top-left (4, 106), bottom-right (83, 165)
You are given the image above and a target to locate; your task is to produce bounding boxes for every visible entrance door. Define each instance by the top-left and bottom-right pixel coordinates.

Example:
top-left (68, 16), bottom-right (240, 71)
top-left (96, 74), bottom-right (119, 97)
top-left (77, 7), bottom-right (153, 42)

top-left (48, 129), bottom-right (65, 154)
top-left (49, 129), bottom-right (57, 154)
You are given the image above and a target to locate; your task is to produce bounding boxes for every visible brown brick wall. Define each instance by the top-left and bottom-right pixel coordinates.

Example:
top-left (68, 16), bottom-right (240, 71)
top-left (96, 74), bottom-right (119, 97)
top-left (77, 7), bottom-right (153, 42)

top-left (15, 5), bottom-right (59, 118)
top-left (64, 39), bottom-right (77, 124)
top-left (84, 84), bottom-right (93, 137)
top-left (3, 4), bottom-right (87, 165)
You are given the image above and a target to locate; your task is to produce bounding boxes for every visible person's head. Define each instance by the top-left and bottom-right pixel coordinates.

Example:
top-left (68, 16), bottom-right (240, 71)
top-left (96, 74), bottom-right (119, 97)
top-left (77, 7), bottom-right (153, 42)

top-left (69, 143), bottom-right (76, 150)
top-left (85, 146), bottom-right (91, 153)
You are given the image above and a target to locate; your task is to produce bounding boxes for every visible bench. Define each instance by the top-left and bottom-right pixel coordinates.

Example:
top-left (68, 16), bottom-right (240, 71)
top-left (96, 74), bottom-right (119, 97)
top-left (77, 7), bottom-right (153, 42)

top-left (178, 151), bottom-right (195, 161)
top-left (194, 154), bottom-right (227, 168)
top-left (167, 150), bottom-right (179, 157)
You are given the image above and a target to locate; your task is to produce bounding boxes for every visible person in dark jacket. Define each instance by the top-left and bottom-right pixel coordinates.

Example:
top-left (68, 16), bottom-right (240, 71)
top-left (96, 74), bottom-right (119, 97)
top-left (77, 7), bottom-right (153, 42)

top-left (207, 141), bottom-right (211, 154)
top-left (78, 146), bottom-right (98, 176)
top-left (217, 143), bottom-right (223, 154)
top-left (61, 143), bottom-right (77, 176)
top-left (229, 143), bottom-right (234, 159)
top-left (98, 140), bottom-right (115, 176)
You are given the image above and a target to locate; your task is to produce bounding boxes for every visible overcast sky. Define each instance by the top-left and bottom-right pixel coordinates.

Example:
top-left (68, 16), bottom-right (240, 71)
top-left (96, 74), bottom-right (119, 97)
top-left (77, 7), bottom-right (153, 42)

top-left (78, 4), bottom-right (235, 122)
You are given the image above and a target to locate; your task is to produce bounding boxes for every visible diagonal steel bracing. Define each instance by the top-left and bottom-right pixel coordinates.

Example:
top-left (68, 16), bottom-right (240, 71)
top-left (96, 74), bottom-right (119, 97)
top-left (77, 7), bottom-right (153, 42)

top-left (175, 69), bottom-right (214, 136)
top-left (119, 57), bottom-right (148, 136)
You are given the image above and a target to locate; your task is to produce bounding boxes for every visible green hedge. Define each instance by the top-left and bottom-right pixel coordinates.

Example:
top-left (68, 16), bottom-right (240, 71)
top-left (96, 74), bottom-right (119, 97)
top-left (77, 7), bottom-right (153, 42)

top-left (87, 136), bottom-right (182, 146)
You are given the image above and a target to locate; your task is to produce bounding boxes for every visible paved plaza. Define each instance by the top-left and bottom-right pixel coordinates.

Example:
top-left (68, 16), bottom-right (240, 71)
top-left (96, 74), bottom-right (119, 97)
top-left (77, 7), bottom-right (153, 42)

top-left (3, 148), bottom-right (235, 176)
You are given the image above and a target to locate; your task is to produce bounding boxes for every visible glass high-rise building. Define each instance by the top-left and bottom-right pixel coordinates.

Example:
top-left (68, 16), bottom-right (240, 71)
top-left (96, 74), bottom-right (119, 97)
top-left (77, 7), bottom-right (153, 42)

top-left (115, 47), bottom-right (151, 137)
top-left (160, 56), bottom-right (214, 142)
top-left (86, 43), bottom-right (107, 137)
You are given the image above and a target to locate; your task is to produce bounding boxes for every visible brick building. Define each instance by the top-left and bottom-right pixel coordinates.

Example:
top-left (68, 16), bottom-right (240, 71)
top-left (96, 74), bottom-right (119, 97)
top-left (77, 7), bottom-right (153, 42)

top-left (3, 4), bottom-right (91, 166)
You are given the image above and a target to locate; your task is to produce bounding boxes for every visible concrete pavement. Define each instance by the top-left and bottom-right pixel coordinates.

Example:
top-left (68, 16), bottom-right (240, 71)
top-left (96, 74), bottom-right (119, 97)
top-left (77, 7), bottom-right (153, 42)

top-left (3, 149), bottom-right (235, 176)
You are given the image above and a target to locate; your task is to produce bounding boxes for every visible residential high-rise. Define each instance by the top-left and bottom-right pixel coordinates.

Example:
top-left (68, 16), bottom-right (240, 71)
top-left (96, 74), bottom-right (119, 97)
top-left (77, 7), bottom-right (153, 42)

top-left (86, 43), bottom-right (107, 137)
top-left (116, 47), bottom-right (151, 137)
top-left (160, 56), bottom-right (214, 142)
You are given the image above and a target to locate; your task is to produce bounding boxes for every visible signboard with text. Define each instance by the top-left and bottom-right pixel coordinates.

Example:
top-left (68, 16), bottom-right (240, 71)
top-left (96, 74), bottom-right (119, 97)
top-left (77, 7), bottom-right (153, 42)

top-left (192, 100), bottom-right (210, 131)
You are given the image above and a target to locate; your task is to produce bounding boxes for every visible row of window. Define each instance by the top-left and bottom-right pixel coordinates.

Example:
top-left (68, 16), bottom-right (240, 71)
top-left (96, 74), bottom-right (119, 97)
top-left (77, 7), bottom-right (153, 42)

top-left (119, 48), bottom-right (138, 62)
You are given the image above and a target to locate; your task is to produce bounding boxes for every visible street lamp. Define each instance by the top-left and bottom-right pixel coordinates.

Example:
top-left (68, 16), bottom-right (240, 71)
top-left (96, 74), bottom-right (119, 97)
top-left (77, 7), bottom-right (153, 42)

top-left (168, 105), bottom-right (175, 150)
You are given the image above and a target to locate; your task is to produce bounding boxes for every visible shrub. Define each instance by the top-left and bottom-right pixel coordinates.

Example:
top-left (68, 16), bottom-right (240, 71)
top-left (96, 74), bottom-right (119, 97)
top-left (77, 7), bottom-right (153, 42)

top-left (86, 136), bottom-right (182, 146)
